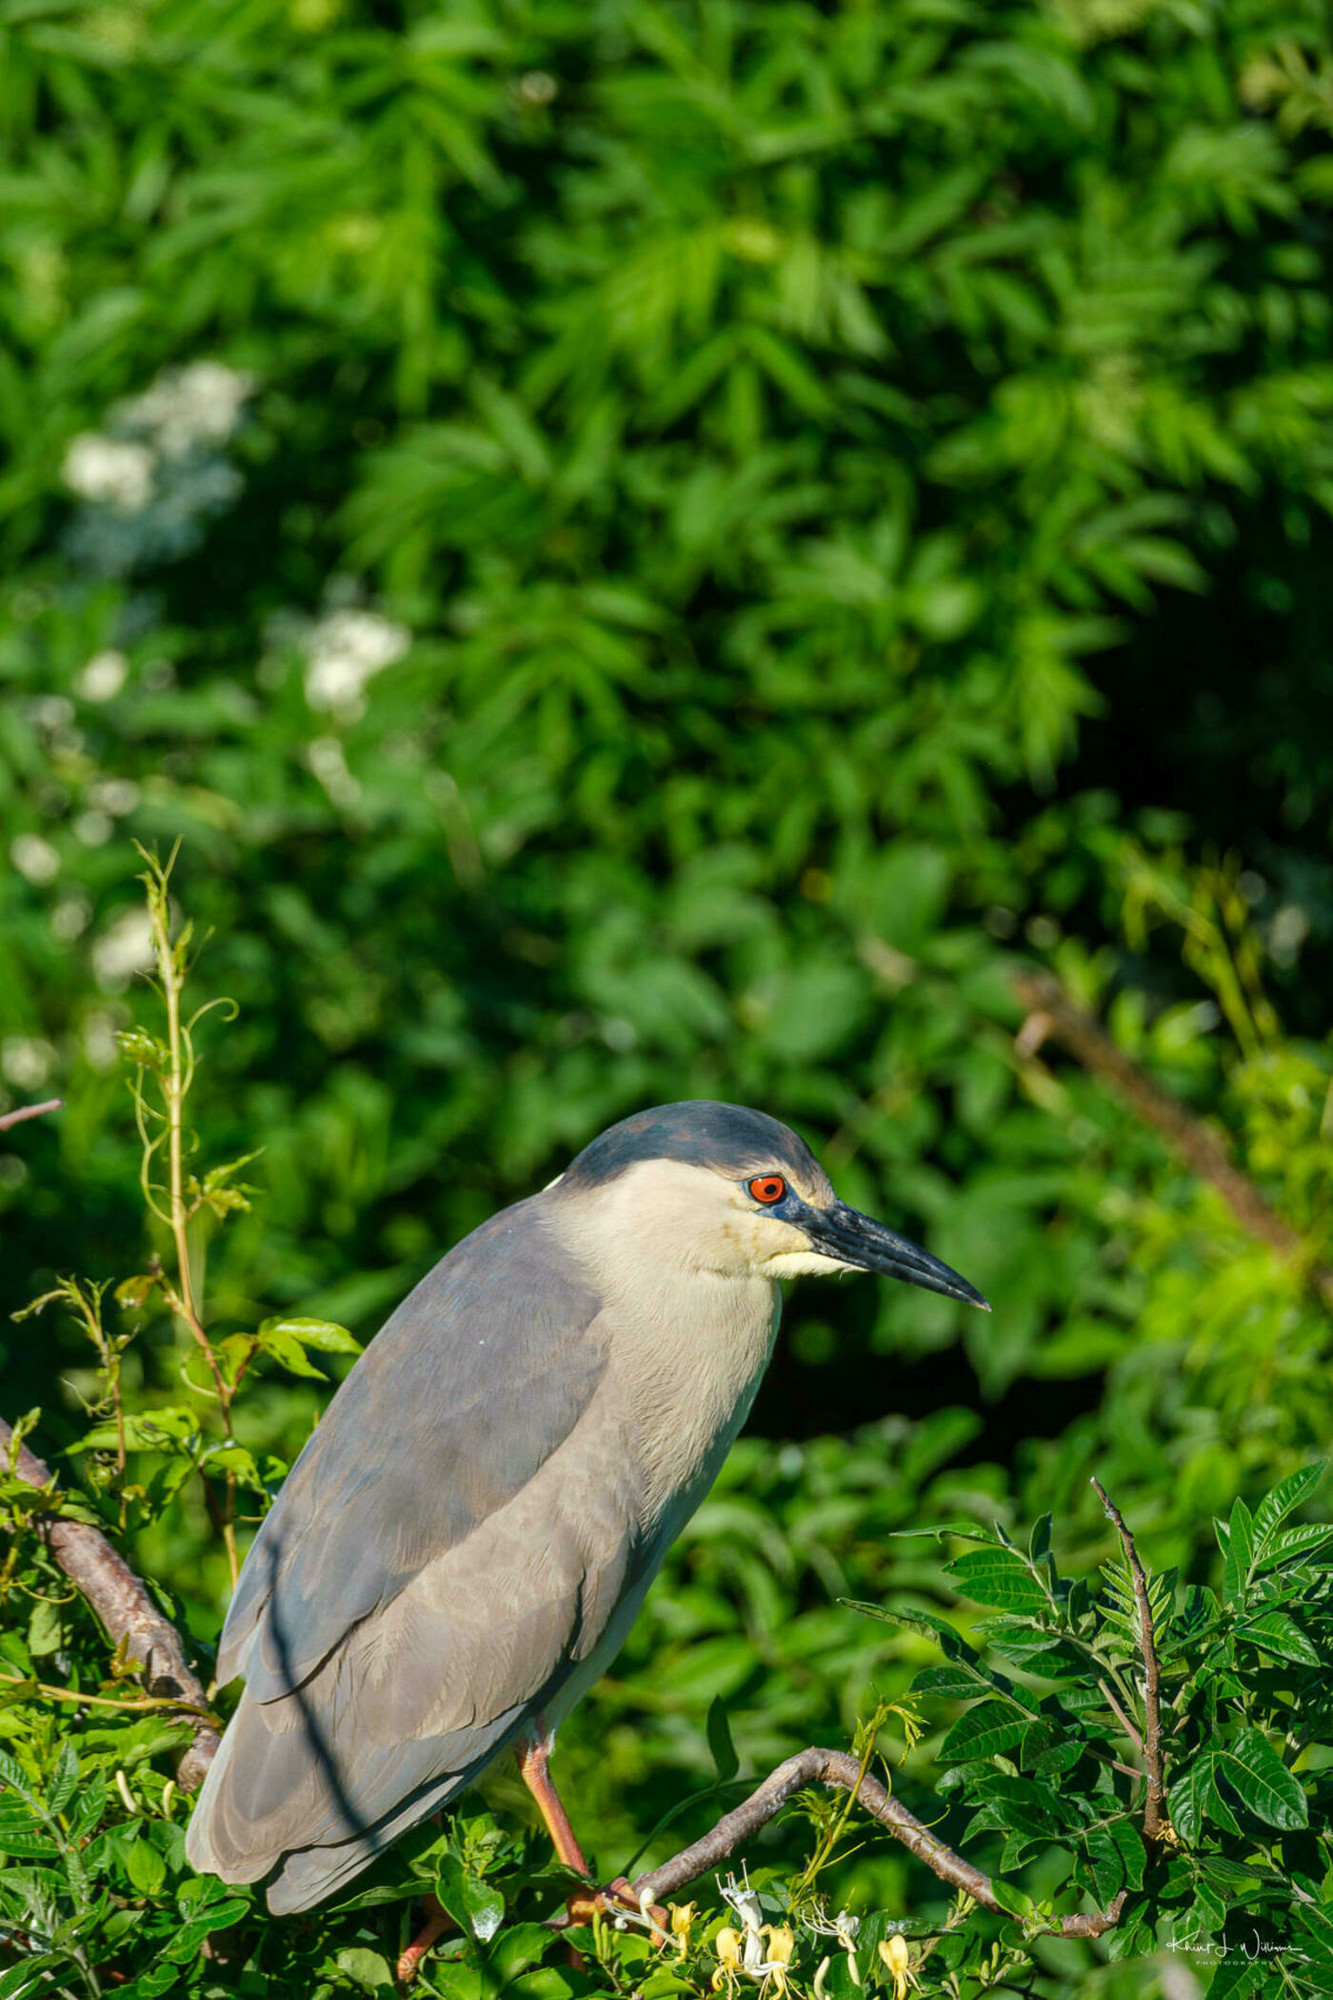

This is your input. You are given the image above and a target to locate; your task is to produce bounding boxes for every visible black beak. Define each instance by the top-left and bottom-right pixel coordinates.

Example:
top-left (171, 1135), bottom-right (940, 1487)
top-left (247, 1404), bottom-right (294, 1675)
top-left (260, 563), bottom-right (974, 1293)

top-left (802, 1200), bottom-right (990, 1310)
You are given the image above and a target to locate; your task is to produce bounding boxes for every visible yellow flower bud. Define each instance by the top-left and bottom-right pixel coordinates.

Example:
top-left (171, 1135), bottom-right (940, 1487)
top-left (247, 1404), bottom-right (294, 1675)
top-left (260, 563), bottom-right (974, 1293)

top-left (670, 1903), bottom-right (697, 1956)
top-left (716, 1927), bottom-right (743, 1969)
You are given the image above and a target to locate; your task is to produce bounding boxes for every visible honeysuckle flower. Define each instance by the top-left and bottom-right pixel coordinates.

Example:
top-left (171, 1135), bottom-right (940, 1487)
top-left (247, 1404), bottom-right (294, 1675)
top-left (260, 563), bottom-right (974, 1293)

top-left (719, 1866), bottom-right (765, 1943)
top-left (713, 1925), bottom-right (744, 1991)
top-left (10, 835), bottom-right (59, 885)
top-left (878, 1934), bottom-right (919, 1999)
top-left (670, 1901), bottom-right (698, 1954)
top-left (120, 360), bottom-right (254, 458)
top-left (712, 1883), bottom-right (800, 1996)
top-left (604, 1886), bottom-right (666, 1938)
top-left (761, 1925), bottom-right (795, 1997)
top-left (803, 1906), bottom-right (861, 1985)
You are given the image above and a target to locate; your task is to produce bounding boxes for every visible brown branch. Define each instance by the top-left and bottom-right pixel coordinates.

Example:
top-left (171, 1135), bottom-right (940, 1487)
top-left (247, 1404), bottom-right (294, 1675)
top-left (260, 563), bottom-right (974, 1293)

top-left (1091, 1479), bottom-right (1168, 1843)
top-left (0, 1415), bottom-right (221, 1790)
top-left (1097, 1681), bottom-right (1146, 1764)
top-left (627, 1747), bottom-right (1125, 1940)
top-left (0, 1100), bottom-right (62, 1135)
top-left (1011, 968), bottom-right (1333, 1313)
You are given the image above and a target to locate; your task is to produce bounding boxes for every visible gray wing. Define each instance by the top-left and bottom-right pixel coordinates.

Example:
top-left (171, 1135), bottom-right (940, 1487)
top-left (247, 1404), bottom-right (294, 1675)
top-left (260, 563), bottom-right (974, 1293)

top-left (186, 1194), bottom-right (646, 1909)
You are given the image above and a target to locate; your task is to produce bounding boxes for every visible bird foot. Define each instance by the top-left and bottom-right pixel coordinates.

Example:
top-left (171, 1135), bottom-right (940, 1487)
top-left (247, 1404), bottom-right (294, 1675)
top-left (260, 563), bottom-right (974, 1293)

top-left (566, 1877), bottom-right (669, 1945)
top-left (396, 1892), bottom-right (455, 1984)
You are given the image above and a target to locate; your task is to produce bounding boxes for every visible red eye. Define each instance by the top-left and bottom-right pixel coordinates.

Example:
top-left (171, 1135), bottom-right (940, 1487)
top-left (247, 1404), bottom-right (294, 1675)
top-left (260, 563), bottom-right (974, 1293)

top-left (748, 1174), bottom-right (787, 1205)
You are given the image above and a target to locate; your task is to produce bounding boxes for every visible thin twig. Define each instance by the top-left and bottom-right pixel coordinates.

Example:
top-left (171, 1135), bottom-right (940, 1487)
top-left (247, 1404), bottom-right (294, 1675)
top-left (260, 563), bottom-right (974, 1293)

top-left (0, 1415), bottom-right (221, 1789)
top-left (0, 1100), bottom-right (62, 1135)
top-left (1096, 1680), bottom-right (1146, 1763)
top-left (1091, 1479), bottom-right (1169, 1843)
top-left (0, 1672), bottom-right (215, 1720)
top-left (143, 858), bottom-right (238, 1588)
top-left (626, 1747), bottom-right (1125, 1940)
top-left (1011, 967), bottom-right (1333, 1313)
top-left (147, 900), bottom-right (232, 1421)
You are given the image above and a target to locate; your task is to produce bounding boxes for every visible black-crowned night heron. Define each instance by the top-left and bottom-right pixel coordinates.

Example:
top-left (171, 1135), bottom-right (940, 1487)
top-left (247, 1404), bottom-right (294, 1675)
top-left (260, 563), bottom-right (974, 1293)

top-left (186, 1102), bottom-right (986, 1950)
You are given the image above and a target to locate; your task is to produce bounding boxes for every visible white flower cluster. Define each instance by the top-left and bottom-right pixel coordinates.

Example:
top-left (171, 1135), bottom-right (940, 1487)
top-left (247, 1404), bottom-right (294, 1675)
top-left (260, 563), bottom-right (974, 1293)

top-left (91, 907), bottom-right (157, 989)
top-left (61, 360), bottom-right (256, 574)
top-left (302, 607), bottom-right (410, 717)
top-left (11, 834), bottom-right (60, 885)
top-left (119, 360), bottom-right (255, 458)
top-left (1, 1038), bottom-right (59, 1090)
top-left (78, 650), bottom-right (130, 701)
top-left (62, 436), bottom-right (155, 512)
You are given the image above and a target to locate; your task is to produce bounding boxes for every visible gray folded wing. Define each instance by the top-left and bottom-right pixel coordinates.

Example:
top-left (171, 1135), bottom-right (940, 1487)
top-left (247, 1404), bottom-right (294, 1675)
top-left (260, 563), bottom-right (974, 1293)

top-left (185, 1195), bottom-right (643, 1912)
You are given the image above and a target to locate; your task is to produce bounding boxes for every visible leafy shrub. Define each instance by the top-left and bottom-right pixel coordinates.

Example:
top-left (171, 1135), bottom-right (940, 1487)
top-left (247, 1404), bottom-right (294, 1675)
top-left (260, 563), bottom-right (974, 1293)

top-left (4, 865), bottom-right (1333, 2000)
top-left (5, 0), bottom-right (1333, 1499)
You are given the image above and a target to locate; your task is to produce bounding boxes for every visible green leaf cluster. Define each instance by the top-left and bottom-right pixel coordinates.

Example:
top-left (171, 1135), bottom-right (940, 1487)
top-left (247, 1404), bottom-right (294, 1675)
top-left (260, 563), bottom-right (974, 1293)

top-left (853, 1465), bottom-right (1333, 1985)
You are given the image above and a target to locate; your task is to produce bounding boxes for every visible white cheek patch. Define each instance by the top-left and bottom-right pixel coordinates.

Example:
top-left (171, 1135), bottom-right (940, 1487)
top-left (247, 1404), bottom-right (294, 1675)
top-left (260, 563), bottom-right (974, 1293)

top-left (761, 1248), bottom-right (858, 1280)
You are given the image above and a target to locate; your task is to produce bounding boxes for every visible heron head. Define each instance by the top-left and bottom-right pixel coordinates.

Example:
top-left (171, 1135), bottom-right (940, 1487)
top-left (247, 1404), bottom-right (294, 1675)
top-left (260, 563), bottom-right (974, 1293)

top-left (557, 1100), bottom-right (988, 1307)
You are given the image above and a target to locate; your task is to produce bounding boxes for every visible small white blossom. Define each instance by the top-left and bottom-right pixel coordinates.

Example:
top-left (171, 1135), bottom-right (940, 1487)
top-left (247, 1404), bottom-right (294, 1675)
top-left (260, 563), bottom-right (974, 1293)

top-left (52, 895), bottom-right (92, 942)
top-left (802, 1909), bottom-right (860, 1986)
top-left (302, 608), bottom-right (410, 716)
top-left (89, 779), bottom-right (141, 817)
top-left (77, 650), bottom-right (129, 701)
top-left (92, 908), bottom-right (156, 988)
top-left (515, 69), bottom-right (558, 104)
top-left (10, 835), bottom-right (60, 885)
top-left (121, 360), bottom-right (256, 457)
top-left (74, 811), bottom-right (114, 848)
top-left (2, 1038), bottom-right (58, 1089)
top-left (32, 696), bottom-right (75, 733)
top-left (306, 735), bottom-right (361, 809)
top-left (1268, 903), bottom-right (1309, 967)
top-left (63, 435), bottom-right (155, 511)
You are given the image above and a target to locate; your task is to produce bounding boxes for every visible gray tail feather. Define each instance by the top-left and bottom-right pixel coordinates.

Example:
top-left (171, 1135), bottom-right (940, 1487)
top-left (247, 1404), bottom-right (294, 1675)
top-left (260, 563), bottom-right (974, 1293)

top-left (262, 1758), bottom-right (477, 1914)
top-left (186, 1688), bottom-right (530, 1913)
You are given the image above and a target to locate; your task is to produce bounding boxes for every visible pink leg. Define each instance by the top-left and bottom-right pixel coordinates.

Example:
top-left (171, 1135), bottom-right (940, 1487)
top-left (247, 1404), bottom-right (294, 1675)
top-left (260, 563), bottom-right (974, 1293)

top-left (396, 1891), bottom-right (454, 1984)
top-left (516, 1724), bottom-right (668, 1944)
top-left (515, 1723), bottom-right (590, 1875)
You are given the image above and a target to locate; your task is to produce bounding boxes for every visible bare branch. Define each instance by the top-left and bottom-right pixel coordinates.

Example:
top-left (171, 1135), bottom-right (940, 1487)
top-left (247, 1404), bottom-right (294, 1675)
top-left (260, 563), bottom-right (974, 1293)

top-left (1011, 967), bottom-right (1333, 1313)
top-left (0, 1414), bottom-right (221, 1790)
top-left (627, 1747), bottom-right (1124, 1940)
top-left (0, 1100), bottom-right (63, 1135)
top-left (1091, 1478), bottom-right (1169, 1843)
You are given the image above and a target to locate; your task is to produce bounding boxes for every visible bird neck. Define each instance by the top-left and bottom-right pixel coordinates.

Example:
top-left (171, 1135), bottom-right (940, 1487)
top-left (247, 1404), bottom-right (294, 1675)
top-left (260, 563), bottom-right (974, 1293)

top-left (545, 1177), bottom-right (784, 1526)
top-left (604, 1266), bottom-right (781, 1530)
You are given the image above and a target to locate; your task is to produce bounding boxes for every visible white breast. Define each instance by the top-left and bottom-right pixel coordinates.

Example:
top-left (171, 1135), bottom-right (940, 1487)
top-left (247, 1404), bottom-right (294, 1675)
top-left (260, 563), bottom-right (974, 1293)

top-left (551, 1160), bottom-right (784, 1529)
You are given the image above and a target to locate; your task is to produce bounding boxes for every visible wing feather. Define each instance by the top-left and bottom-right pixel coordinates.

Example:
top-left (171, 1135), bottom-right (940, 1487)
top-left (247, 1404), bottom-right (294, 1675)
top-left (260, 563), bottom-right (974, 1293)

top-left (188, 1194), bottom-right (646, 1909)
top-left (219, 1195), bottom-right (604, 1698)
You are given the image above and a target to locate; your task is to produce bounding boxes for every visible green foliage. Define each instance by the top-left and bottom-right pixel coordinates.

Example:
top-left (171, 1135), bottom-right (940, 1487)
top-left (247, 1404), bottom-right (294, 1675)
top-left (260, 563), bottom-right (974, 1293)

top-left (1, 845), bottom-right (1331, 1999)
top-left (859, 1470), bottom-right (1333, 1981)
top-left (4, 0), bottom-right (1333, 1455)
top-left (9, 1235), bottom-right (1333, 1999)
top-left (3, 0), bottom-right (1333, 1993)
top-left (1015, 856), bottom-right (1333, 1557)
